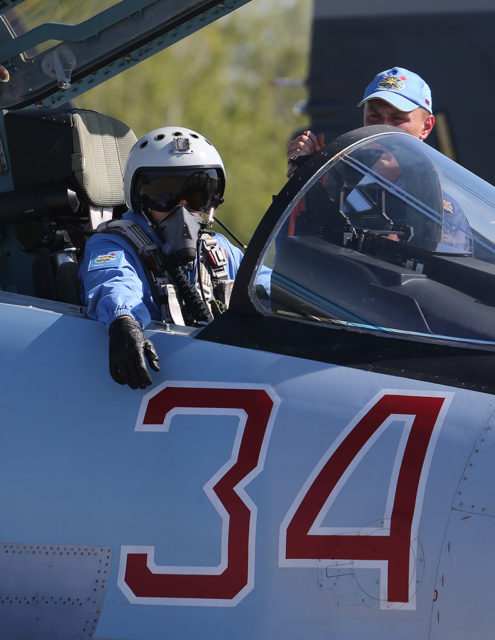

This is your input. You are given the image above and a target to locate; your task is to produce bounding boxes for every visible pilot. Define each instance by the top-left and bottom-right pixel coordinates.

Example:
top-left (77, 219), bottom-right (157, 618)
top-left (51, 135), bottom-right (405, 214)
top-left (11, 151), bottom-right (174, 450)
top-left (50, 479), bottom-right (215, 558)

top-left (79, 126), bottom-right (247, 390)
top-left (286, 66), bottom-right (471, 254)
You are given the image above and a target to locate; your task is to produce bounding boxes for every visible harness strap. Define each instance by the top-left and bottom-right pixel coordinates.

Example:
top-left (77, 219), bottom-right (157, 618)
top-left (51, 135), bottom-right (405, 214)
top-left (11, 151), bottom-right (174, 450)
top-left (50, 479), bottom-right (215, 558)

top-left (200, 234), bottom-right (234, 308)
top-left (201, 236), bottom-right (229, 280)
top-left (97, 219), bottom-right (176, 323)
top-left (98, 219), bottom-right (159, 258)
top-left (96, 219), bottom-right (234, 321)
top-left (165, 283), bottom-right (185, 325)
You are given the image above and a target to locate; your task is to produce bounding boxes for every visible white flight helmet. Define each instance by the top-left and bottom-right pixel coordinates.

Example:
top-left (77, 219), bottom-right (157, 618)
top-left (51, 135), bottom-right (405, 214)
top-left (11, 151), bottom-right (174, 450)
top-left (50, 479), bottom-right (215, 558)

top-left (124, 126), bottom-right (226, 217)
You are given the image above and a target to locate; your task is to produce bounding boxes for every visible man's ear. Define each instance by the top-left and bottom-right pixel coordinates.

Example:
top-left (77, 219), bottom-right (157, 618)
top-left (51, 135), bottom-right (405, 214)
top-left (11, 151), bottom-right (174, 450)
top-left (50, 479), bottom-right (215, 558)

top-left (420, 114), bottom-right (435, 140)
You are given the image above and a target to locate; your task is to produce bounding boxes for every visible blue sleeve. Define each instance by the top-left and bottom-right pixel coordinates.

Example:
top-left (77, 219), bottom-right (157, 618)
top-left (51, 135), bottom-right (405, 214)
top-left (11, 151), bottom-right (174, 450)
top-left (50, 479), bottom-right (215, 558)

top-left (255, 263), bottom-right (272, 296)
top-left (215, 234), bottom-right (244, 279)
top-left (215, 234), bottom-right (271, 295)
top-left (79, 234), bottom-right (154, 329)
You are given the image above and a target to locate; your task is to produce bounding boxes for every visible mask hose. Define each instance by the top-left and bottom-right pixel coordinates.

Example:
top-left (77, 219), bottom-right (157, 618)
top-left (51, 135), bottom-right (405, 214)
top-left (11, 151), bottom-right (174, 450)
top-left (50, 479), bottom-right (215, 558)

top-left (166, 261), bottom-right (212, 325)
top-left (155, 205), bottom-right (214, 325)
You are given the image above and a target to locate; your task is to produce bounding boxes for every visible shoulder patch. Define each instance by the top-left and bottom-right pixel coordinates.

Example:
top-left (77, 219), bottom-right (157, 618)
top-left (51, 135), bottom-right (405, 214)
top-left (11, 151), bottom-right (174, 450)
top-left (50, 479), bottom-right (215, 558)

top-left (88, 249), bottom-right (124, 271)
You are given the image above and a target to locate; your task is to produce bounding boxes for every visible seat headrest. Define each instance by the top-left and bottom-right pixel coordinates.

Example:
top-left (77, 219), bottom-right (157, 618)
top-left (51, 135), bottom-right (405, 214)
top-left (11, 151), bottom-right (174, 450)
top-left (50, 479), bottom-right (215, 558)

top-left (4, 107), bottom-right (137, 209)
top-left (71, 109), bottom-right (137, 207)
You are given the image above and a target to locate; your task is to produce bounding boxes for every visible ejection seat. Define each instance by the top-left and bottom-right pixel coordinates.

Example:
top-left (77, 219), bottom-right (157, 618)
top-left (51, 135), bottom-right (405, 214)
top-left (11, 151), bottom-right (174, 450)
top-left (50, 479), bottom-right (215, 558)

top-left (0, 107), bottom-right (137, 304)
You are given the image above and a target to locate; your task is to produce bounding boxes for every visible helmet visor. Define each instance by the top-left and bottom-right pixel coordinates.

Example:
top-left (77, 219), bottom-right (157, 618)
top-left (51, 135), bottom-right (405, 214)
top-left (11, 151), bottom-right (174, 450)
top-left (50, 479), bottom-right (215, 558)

top-left (133, 167), bottom-right (223, 214)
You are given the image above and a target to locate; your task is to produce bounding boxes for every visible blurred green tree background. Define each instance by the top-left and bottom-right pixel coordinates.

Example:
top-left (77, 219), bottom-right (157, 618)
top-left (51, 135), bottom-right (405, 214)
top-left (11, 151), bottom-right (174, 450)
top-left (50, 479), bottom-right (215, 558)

top-left (76, 0), bottom-right (312, 245)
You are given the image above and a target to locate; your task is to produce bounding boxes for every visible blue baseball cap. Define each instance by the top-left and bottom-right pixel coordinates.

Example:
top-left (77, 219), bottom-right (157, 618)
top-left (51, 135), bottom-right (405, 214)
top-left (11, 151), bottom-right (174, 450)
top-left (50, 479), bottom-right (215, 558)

top-left (358, 67), bottom-right (433, 114)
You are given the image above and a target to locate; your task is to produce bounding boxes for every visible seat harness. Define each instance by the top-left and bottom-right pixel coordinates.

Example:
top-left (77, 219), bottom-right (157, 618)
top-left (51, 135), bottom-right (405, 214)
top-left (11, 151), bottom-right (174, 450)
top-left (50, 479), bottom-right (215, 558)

top-left (96, 219), bottom-right (233, 325)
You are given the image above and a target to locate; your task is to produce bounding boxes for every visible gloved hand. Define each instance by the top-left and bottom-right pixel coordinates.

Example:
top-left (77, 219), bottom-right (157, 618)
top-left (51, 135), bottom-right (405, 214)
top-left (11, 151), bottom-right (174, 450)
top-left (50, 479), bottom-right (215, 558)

top-left (108, 316), bottom-right (160, 389)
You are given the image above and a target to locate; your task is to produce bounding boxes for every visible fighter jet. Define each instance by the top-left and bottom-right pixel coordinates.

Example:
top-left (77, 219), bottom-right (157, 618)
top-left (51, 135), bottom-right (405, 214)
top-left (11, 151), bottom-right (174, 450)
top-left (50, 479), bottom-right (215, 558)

top-left (0, 2), bottom-right (494, 639)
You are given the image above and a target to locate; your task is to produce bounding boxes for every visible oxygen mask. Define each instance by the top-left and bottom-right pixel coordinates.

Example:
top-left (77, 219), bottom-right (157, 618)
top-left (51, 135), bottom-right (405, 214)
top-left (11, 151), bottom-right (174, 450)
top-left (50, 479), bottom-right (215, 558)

top-left (156, 204), bottom-right (203, 265)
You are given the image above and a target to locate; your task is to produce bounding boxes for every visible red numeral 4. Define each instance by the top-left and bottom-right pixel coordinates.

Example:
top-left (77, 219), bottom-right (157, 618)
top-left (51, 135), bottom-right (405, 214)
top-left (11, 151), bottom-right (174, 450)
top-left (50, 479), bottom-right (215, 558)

top-left (280, 390), bottom-right (452, 610)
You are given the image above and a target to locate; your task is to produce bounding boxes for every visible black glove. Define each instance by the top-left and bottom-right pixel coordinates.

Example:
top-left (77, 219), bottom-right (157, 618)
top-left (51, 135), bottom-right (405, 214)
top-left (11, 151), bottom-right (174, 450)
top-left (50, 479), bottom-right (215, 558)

top-left (108, 316), bottom-right (160, 389)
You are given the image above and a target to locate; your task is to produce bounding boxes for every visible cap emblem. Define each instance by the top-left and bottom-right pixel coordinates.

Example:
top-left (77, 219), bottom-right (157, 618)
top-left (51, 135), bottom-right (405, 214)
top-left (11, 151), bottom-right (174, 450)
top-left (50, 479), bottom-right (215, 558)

top-left (378, 75), bottom-right (406, 91)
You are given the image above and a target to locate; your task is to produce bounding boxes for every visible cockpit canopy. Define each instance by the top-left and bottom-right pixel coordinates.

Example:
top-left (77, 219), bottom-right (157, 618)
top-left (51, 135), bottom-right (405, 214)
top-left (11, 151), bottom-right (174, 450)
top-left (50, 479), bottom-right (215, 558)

top-left (0, 0), bottom-right (249, 109)
top-left (252, 127), bottom-right (495, 346)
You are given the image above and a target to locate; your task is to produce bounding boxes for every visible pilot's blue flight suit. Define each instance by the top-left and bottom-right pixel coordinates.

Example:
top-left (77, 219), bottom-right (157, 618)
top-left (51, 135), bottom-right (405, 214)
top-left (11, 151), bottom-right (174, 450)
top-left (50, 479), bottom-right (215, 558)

top-left (79, 209), bottom-right (248, 329)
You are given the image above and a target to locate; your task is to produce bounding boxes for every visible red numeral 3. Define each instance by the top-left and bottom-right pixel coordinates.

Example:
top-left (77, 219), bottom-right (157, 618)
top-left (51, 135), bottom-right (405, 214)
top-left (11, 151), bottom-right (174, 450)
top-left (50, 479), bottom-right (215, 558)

top-left (119, 383), bottom-right (278, 605)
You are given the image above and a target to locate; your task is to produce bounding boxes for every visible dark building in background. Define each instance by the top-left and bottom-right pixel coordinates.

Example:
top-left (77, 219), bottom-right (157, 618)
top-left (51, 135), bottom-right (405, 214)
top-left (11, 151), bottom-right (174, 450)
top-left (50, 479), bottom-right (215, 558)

top-left (307, 0), bottom-right (495, 183)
